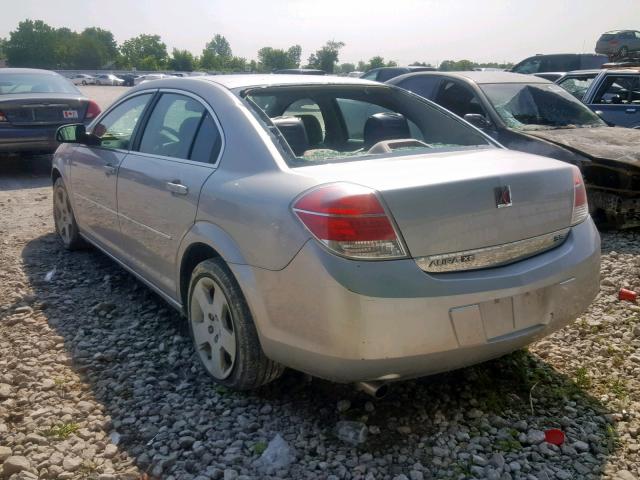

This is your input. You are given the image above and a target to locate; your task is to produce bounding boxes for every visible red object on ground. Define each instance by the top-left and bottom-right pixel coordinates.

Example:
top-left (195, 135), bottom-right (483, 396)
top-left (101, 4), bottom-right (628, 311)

top-left (619, 288), bottom-right (638, 302)
top-left (545, 429), bottom-right (565, 446)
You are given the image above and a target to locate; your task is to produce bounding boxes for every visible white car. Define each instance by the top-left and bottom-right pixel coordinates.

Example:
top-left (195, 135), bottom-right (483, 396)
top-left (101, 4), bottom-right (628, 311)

top-left (69, 74), bottom-right (96, 86)
top-left (95, 74), bottom-right (124, 86)
top-left (134, 73), bottom-right (173, 85)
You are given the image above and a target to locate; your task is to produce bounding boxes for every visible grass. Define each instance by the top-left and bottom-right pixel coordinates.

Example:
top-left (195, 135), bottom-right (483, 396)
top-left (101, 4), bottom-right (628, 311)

top-left (41, 422), bottom-right (79, 440)
top-left (252, 441), bottom-right (268, 455)
top-left (574, 367), bottom-right (591, 389)
top-left (608, 379), bottom-right (629, 401)
top-left (496, 438), bottom-right (522, 452)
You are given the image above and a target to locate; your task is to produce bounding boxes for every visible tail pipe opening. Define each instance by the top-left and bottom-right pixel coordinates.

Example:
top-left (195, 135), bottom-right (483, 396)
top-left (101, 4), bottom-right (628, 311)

top-left (355, 381), bottom-right (390, 399)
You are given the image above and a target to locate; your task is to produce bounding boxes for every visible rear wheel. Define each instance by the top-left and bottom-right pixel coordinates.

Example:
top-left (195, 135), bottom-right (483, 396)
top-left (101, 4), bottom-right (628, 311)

top-left (619, 46), bottom-right (629, 59)
top-left (81, 80), bottom-right (87, 86)
top-left (188, 258), bottom-right (284, 390)
top-left (53, 178), bottom-right (84, 250)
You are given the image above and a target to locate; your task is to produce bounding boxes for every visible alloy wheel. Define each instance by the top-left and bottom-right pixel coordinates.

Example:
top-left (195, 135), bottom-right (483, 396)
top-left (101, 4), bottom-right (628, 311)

top-left (190, 276), bottom-right (237, 379)
top-left (54, 187), bottom-right (73, 245)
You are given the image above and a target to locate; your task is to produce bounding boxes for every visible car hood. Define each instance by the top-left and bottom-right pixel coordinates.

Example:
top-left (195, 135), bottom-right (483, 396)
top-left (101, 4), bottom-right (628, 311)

top-left (522, 127), bottom-right (640, 167)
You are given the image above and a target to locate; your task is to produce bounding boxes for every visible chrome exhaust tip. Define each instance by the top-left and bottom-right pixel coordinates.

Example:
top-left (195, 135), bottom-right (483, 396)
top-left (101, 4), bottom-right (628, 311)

top-left (355, 381), bottom-right (389, 399)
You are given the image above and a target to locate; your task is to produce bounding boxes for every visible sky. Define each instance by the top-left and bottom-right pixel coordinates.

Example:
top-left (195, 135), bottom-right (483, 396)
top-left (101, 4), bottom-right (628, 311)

top-left (1, 0), bottom-right (639, 66)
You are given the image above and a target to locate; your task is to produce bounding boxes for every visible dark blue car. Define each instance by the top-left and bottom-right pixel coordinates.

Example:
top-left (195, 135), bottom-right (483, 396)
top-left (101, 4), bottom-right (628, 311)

top-left (0, 68), bottom-right (101, 156)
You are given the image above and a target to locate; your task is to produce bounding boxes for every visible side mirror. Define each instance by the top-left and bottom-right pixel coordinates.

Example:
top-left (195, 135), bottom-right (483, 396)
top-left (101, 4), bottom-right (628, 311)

top-left (464, 113), bottom-right (491, 130)
top-left (55, 124), bottom-right (100, 146)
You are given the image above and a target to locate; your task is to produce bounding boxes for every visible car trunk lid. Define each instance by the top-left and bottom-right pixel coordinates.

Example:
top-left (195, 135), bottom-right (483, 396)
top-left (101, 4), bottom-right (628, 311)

top-left (295, 148), bottom-right (576, 259)
top-left (0, 94), bottom-right (88, 126)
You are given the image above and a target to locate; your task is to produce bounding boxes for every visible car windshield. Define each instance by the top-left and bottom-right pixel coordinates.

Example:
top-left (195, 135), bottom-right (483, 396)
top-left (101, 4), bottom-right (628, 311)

top-left (481, 83), bottom-right (605, 130)
top-left (242, 84), bottom-right (493, 166)
top-left (0, 73), bottom-right (80, 95)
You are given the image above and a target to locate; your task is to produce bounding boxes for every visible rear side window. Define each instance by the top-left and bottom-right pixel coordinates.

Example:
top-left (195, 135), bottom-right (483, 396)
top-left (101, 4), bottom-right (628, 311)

top-left (396, 76), bottom-right (441, 100)
top-left (139, 93), bottom-right (205, 159)
top-left (190, 113), bottom-right (222, 163)
top-left (377, 69), bottom-right (405, 82)
top-left (580, 56), bottom-right (607, 69)
top-left (541, 55), bottom-right (578, 72)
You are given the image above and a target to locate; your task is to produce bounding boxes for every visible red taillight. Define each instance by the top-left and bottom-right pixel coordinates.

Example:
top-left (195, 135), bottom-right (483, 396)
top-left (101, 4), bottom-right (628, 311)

top-left (293, 183), bottom-right (406, 259)
top-left (85, 100), bottom-right (101, 120)
top-left (571, 167), bottom-right (589, 226)
top-left (0, 111), bottom-right (6, 122)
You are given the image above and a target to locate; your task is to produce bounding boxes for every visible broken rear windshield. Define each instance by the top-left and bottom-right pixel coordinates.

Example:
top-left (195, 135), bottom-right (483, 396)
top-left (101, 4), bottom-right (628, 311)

top-left (241, 85), bottom-right (493, 166)
top-left (481, 83), bottom-right (606, 131)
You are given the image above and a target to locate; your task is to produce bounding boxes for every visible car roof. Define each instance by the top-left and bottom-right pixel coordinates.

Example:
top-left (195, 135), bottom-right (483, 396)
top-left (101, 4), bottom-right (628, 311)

top-left (389, 71), bottom-right (552, 85)
top-left (0, 68), bottom-right (62, 76)
top-left (193, 74), bottom-right (381, 90)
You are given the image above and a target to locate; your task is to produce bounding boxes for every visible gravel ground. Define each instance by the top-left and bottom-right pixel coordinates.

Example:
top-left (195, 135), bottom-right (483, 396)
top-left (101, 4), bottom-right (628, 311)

top-left (1, 157), bottom-right (640, 478)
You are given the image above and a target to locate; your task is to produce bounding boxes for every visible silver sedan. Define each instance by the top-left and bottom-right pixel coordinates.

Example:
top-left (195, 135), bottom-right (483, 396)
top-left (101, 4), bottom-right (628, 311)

top-left (51, 75), bottom-right (600, 392)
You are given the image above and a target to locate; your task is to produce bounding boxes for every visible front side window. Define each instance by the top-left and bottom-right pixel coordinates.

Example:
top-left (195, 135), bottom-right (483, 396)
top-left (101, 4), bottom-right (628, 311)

top-left (593, 76), bottom-right (640, 105)
top-left (243, 85), bottom-right (493, 166)
top-left (435, 81), bottom-right (487, 118)
top-left (139, 93), bottom-right (205, 159)
top-left (481, 83), bottom-right (605, 130)
top-left (92, 93), bottom-right (153, 150)
top-left (557, 75), bottom-right (597, 100)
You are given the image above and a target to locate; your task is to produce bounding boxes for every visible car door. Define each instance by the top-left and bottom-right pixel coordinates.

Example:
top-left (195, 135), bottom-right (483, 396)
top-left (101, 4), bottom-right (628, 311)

top-left (116, 90), bottom-right (223, 296)
top-left (588, 74), bottom-right (640, 127)
top-left (70, 92), bottom-right (154, 255)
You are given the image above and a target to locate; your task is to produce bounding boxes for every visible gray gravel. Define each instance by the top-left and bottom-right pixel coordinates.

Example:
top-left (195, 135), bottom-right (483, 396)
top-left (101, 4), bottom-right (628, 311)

top-left (1, 166), bottom-right (639, 479)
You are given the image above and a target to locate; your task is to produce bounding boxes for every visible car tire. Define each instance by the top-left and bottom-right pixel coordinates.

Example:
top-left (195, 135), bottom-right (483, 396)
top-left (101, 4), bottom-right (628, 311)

top-left (188, 258), bottom-right (284, 390)
top-left (619, 46), bottom-right (629, 59)
top-left (82, 80), bottom-right (87, 86)
top-left (53, 178), bottom-right (85, 250)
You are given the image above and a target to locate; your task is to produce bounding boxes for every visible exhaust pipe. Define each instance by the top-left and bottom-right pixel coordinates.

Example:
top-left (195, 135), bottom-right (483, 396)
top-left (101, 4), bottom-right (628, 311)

top-left (355, 381), bottom-right (389, 399)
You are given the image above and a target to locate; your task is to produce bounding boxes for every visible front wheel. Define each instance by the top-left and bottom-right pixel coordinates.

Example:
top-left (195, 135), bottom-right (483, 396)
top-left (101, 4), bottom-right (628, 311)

top-left (82, 80), bottom-right (87, 86)
top-left (619, 46), bottom-right (629, 58)
top-left (188, 258), bottom-right (284, 390)
top-left (53, 178), bottom-right (85, 250)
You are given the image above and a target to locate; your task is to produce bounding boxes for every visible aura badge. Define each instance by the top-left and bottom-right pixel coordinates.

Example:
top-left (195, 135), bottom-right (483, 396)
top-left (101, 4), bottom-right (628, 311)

top-left (495, 185), bottom-right (512, 208)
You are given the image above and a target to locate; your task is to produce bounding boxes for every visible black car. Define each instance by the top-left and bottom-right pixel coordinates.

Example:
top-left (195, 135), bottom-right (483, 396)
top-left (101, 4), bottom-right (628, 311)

top-left (360, 66), bottom-right (436, 82)
top-left (388, 71), bottom-right (640, 228)
top-left (0, 68), bottom-right (101, 156)
top-left (120, 73), bottom-right (140, 86)
top-left (511, 54), bottom-right (608, 76)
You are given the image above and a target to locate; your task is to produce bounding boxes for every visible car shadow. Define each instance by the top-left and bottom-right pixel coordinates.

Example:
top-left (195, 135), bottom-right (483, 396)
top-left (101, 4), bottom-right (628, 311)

top-left (19, 232), bottom-right (616, 479)
top-left (0, 155), bottom-right (51, 191)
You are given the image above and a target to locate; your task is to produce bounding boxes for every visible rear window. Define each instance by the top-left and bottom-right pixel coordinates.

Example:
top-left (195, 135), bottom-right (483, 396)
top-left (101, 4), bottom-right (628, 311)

top-left (0, 73), bottom-right (80, 95)
top-left (242, 84), bottom-right (493, 166)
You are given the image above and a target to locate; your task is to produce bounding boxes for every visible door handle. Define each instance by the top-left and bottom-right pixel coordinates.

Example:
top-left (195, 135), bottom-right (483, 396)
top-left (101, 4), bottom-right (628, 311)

top-left (166, 181), bottom-right (188, 195)
top-left (625, 108), bottom-right (637, 113)
top-left (103, 164), bottom-right (117, 176)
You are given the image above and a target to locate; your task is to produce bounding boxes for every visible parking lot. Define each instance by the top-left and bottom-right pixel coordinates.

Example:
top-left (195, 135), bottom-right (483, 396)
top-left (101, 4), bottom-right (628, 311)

top-left (0, 86), bottom-right (640, 480)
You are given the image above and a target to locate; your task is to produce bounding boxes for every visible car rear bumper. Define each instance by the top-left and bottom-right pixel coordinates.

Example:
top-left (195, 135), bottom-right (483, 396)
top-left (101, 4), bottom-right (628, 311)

top-left (233, 219), bottom-right (600, 383)
top-left (0, 126), bottom-right (60, 153)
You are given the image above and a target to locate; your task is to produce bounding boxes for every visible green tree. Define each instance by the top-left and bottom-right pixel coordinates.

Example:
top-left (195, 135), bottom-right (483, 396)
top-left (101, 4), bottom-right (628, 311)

top-left (356, 60), bottom-right (368, 72)
top-left (337, 62), bottom-right (355, 74)
top-left (306, 40), bottom-right (344, 73)
top-left (5, 19), bottom-right (58, 68)
top-left (120, 34), bottom-right (167, 69)
top-left (205, 34), bottom-right (232, 58)
top-left (169, 48), bottom-right (196, 71)
top-left (68, 28), bottom-right (117, 68)
top-left (438, 59), bottom-right (475, 71)
top-left (367, 56), bottom-right (386, 70)
top-left (52, 27), bottom-right (78, 68)
top-left (287, 45), bottom-right (301, 68)
top-left (410, 61), bottom-right (433, 67)
top-left (257, 46), bottom-right (297, 71)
